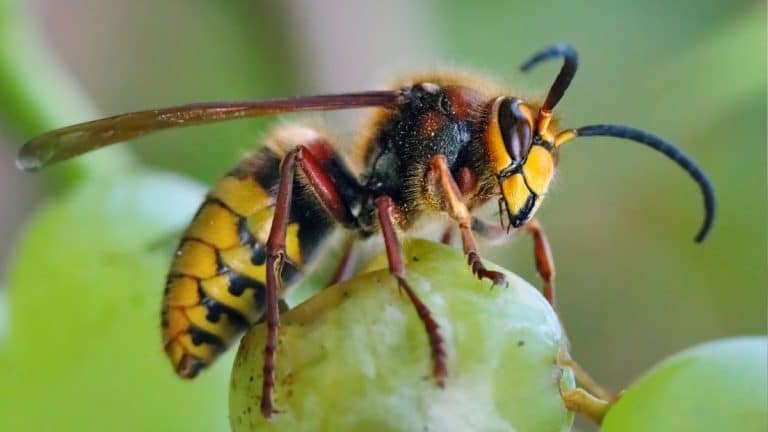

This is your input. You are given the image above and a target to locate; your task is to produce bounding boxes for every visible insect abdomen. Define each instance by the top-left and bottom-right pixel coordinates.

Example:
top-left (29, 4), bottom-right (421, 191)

top-left (161, 141), bottom-right (334, 378)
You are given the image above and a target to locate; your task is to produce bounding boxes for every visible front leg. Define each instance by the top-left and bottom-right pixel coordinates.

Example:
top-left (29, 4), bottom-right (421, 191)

top-left (524, 219), bottom-right (556, 307)
top-left (472, 217), bottom-right (557, 307)
top-left (427, 155), bottom-right (505, 285)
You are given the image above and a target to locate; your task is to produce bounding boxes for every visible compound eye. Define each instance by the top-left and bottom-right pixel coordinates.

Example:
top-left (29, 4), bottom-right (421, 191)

top-left (498, 98), bottom-right (532, 163)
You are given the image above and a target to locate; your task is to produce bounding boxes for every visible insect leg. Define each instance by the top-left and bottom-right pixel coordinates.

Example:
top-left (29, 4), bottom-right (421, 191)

top-left (558, 353), bottom-right (613, 402)
top-left (328, 235), bottom-right (357, 285)
top-left (262, 143), bottom-right (356, 418)
top-left (375, 196), bottom-right (447, 387)
top-left (440, 226), bottom-right (454, 245)
top-left (468, 217), bottom-right (555, 305)
top-left (524, 219), bottom-right (556, 307)
top-left (427, 155), bottom-right (505, 285)
top-left (561, 388), bottom-right (611, 424)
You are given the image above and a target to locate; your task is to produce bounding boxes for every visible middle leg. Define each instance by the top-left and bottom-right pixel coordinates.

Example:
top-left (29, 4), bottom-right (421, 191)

top-left (376, 196), bottom-right (447, 386)
top-left (327, 234), bottom-right (357, 286)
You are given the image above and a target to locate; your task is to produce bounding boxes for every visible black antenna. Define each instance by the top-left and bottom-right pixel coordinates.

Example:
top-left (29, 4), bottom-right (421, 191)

top-left (575, 124), bottom-right (715, 243)
top-left (520, 44), bottom-right (579, 112)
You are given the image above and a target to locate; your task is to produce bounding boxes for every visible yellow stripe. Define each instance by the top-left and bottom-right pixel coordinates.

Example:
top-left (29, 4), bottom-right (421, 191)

top-left (219, 246), bottom-right (267, 284)
top-left (218, 222), bottom-right (303, 282)
top-left (285, 223), bottom-right (303, 266)
top-left (171, 240), bottom-right (218, 279)
top-left (165, 340), bottom-right (186, 367)
top-left (200, 275), bottom-right (262, 322)
top-left (184, 201), bottom-right (240, 249)
top-left (165, 276), bottom-right (200, 307)
top-left (245, 209), bottom-right (304, 266)
top-left (163, 307), bottom-right (190, 343)
top-left (209, 176), bottom-right (272, 216)
top-left (245, 207), bottom-right (275, 244)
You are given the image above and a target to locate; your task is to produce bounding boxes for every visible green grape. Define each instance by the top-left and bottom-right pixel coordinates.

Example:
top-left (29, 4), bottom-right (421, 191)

top-left (230, 239), bottom-right (575, 432)
top-left (602, 337), bottom-right (768, 431)
top-left (0, 172), bottom-right (231, 431)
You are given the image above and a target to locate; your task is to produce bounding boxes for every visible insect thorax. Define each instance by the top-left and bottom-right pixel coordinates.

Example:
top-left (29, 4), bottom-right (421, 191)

top-left (359, 81), bottom-right (497, 225)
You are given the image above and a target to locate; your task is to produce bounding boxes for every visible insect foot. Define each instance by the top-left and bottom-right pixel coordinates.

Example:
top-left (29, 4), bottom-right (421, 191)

top-left (467, 251), bottom-right (507, 286)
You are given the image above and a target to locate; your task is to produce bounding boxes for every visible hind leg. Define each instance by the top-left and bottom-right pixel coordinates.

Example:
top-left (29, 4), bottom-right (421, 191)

top-left (261, 137), bottom-right (360, 418)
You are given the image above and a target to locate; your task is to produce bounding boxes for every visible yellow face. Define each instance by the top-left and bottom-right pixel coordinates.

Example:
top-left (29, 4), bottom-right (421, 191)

top-left (486, 97), bottom-right (557, 228)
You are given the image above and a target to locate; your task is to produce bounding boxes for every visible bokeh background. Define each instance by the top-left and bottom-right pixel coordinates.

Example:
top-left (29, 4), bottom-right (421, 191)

top-left (0, 1), bottom-right (765, 431)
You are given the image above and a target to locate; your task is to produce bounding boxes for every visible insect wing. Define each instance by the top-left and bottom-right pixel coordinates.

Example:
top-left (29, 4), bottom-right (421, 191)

top-left (16, 91), bottom-right (400, 171)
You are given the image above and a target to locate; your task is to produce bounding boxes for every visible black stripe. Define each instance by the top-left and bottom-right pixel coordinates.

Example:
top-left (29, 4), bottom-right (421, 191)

top-left (510, 193), bottom-right (537, 228)
top-left (250, 243), bottom-right (267, 265)
top-left (534, 140), bottom-right (554, 152)
top-left (228, 272), bottom-right (266, 299)
top-left (227, 150), bottom-right (282, 196)
top-left (228, 273), bottom-right (267, 320)
top-left (249, 151), bottom-right (282, 193)
top-left (168, 271), bottom-right (200, 280)
top-left (281, 261), bottom-right (300, 285)
top-left (160, 308), bottom-right (169, 328)
top-left (197, 282), bottom-right (251, 330)
top-left (181, 236), bottom-right (219, 252)
top-left (188, 326), bottom-right (225, 350)
top-left (192, 198), bottom-right (239, 222)
top-left (237, 216), bottom-right (256, 247)
top-left (206, 198), bottom-right (236, 215)
top-left (290, 199), bottom-right (335, 264)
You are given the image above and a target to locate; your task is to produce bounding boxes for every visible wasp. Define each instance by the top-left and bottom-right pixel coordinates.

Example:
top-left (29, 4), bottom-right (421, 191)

top-left (17, 44), bottom-right (715, 418)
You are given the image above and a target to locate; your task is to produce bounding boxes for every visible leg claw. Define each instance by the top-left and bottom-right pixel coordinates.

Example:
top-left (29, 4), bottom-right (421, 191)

top-left (467, 252), bottom-right (506, 286)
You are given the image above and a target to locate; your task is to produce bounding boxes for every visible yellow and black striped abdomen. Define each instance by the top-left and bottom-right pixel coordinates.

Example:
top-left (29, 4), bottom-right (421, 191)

top-left (162, 143), bottom-right (335, 378)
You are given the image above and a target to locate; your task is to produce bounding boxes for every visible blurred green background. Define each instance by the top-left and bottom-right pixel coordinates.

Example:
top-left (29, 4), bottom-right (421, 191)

top-left (0, 0), bottom-right (765, 431)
